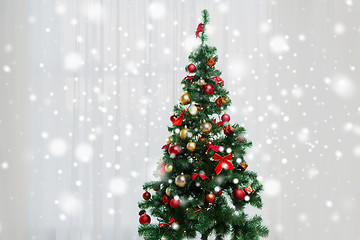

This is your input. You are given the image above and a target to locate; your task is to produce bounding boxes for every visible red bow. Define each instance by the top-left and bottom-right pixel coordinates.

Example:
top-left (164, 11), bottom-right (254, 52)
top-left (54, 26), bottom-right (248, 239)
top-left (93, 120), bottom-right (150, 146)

top-left (211, 76), bottom-right (224, 86)
top-left (212, 119), bottom-right (224, 128)
top-left (206, 142), bottom-right (220, 154)
top-left (192, 173), bottom-right (209, 181)
top-left (195, 23), bottom-right (204, 38)
top-left (183, 75), bottom-right (195, 81)
top-left (159, 162), bottom-right (166, 175)
top-left (159, 218), bottom-right (178, 227)
top-left (214, 153), bottom-right (234, 175)
top-left (162, 143), bottom-right (170, 149)
top-left (173, 110), bottom-right (186, 126)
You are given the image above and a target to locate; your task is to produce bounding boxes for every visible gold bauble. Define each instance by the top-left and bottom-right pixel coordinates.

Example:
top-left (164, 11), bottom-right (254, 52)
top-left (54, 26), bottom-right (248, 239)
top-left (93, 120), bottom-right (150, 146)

top-left (166, 187), bottom-right (171, 196)
top-left (165, 164), bottom-right (173, 173)
top-left (188, 105), bottom-right (198, 115)
top-left (166, 135), bottom-right (173, 144)
top-left (200, 122), bottom-right (212, 134)
top-left (198, 78), bottom-right (206, 86)
top-left (180, 93), bottom-right (191, 105)
top-left (179, 128), bottom-right (190, 140)
top-left (175, 174), bottom-right (187, 188)
top-left (186, 142), bottom-right (196, 151)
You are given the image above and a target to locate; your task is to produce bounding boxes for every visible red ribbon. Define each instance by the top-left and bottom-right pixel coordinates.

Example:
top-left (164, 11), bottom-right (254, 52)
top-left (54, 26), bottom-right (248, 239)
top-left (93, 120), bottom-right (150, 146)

top-left (183, 75), bottom-right (195, 81)
top-left (211, 76), bottom-right (224, 86)
top-left (162, 143), bottom-right (170, 149)
top-left (172, 110), bottom-right (186, 126)
top-left (212, 119), bottom-right (224, 128)
top-left (192, 173), bottom-right (209, 181)
top-left (214, 153), bottom-right (234, 175)
top-left (159, 218), bottom-right (178, 227)
top-left (195, 23), bottom-right (204, 38)
top-left (159, 162), bottom-right (166, 175)
top-left (206, 143), bottom-right (220, 154)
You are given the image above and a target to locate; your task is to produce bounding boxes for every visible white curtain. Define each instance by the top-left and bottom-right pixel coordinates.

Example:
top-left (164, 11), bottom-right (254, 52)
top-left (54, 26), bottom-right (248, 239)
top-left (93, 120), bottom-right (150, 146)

top-left (0, 0), bottom-right (359, 239)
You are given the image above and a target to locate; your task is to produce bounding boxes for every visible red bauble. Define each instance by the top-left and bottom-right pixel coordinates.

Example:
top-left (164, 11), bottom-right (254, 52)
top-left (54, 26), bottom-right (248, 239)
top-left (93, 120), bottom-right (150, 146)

top-left (221, 114), bottom-right (230, 122)
top-left (170, 199), bottom-right (180, 208)
top-left (202, 84), bottom-right (214, 95)
top-left (206, 193), bottom-right (216, 203)
top-left (232, 188), bottom-right (245, 201)
top-left (162, 195), bottom-right (170, 204)
top-left (142, 191), bottom-right (151, 200)
top-left (207, 56), bottom-right (216, 67)
top-left (170, 115), bottom-right (177, 122)
top-left (168, 145), bottom-right (181, 156)
top-left (187, 64), bottom-right (196, 73)
top-left (139, 214), bottom-right (151, 225)
top-left (217, 190), bottom-right (223, 195)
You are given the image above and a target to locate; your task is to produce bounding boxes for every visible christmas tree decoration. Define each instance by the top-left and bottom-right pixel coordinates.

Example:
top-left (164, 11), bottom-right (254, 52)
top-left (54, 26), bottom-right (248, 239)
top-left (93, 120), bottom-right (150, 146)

top-left (138, 10), bottom-right (268, 240)
top-left (179, 128), bottom-right (190, 140)
top-left (188, 105), bottom-right (198, 115)
top-left (239, 162), bottom-right (248, 170)
top-left (139, 214), bottom-right (151, 225)
top-left (214, 153), bottom-right (234, 175)
top-left (175, 174), bottom-right (187, 187)
top-left (165, 187), bottom-right (171, 196)
top-left (202, 84), bottom-right (214, 95)
top-left (187, 63), bottom-right (196, 73)
top-left (165, 164), bottom-right (173, 173)
top-left (168, 144), bottom-right (181, 157)
top-left (215, 97), bottom-right (227, 107)
top-left (192, 172), bottom-right (209, 181)
top-left (197, 78), bottom-right (206, 86)
top-left (221, 114), bottom-right (230, 122)
top-left (180, 93), bottom-right (191, 105)
top-left (159, 218), bottom-right (178, 227)
top-left (211, 76), bottom-right (224, 86)
top-left (170, 199), bottom-right (180, 208)
top-left (237, 134), bottom-right (246, 144)
top-left (223, 125), bottom-right (234, 136)
top-left (200, 122), bottom-right (212, 134)
top-left (162, 195), bottom-right (170, 204)
top-left (232, 188), bottom-right (246, 201)
top-left (142, 191), bottom-right (151, 200)
top-left (186, 141), bottom-right (196, 151)
top-left (244, 185), bottom-right (254, 195)
top-left (166, 135), bottom-right (174, 144)
top-left (170, 115), bottom-right (177, 122)
top-left (207, 56), bottom-right (216, 67)
top-left (206, 193), bottom-right (216, 203)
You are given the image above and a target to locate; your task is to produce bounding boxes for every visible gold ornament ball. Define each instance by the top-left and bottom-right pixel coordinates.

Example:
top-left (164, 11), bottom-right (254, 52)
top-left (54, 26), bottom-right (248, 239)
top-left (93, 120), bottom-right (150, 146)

top-left (200, 122), bottom-right (212, 134)
top-left (179, 128), bottom-right (190, 140)
top-left (166, 187), bottom-right (171, 196)
top-left (188, 105), bottom-right (198, 115)
top-left (180, 93), bottom-right (191, 105)
top-left (165, 164), bottom-right (173, 173)
top-left (198, 78), bottom-right (206, 86)
top-left (186, 142), bottom-right (196, 152)
top-left (166, 136), bottom-right (173, 144)
top-left (175, 174), bottom-right (187, 187)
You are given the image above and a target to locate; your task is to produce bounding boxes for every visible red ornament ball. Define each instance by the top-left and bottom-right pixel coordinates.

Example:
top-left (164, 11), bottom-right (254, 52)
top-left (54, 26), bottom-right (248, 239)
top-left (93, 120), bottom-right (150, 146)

top-left (142, 191), bottom-right (151, 200)
top-left (187, 64), bottom-right (196, 73)
top-left (162, 195), bottom-right (170, 204)
top-left (168, 144), bottom-right (181, 156)
top-left (202, 84), bottom-right (214, 95)
top-left (170, 115), bottom-right (177, 122)
top-left (221, 114), bottom-right (231, 122)
top-left (232, 188), bottom-right (245, 201)
top-left (170, 199), bottom-right (180, 208)
top-left (139, 214), bottom-right (151, 225)
top-left (206, 193), bottom-right (216, 203)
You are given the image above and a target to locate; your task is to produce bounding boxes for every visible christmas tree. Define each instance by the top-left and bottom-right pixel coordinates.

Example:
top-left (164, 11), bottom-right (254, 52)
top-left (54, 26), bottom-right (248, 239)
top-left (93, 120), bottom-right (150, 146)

top-left (138, 10), bottom-right (269, 240)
